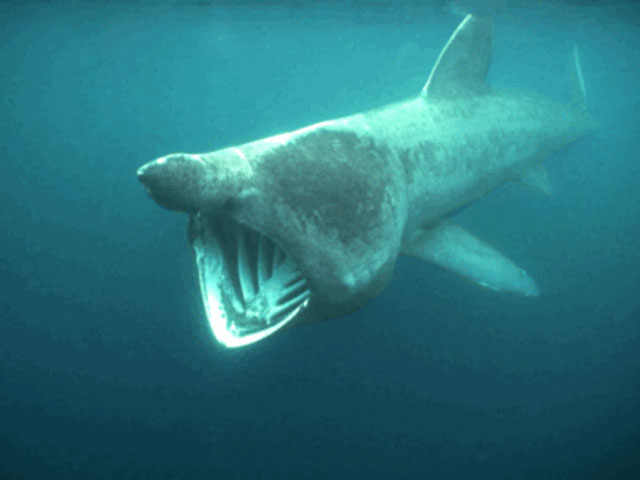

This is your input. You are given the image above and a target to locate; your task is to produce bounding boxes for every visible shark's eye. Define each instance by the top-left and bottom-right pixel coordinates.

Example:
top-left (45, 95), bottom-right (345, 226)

top-left (190, 214), bottom-right (310, 348)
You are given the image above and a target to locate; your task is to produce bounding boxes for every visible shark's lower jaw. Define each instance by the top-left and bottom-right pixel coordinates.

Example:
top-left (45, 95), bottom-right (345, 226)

top-left (189, 214), bottom-right (311, 348)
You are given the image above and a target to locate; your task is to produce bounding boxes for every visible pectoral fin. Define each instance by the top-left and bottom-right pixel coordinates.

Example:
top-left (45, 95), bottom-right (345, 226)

top-left (516, 165), bottom-right (553, 196)
top-left (402, 222), bottom-right (540, 297)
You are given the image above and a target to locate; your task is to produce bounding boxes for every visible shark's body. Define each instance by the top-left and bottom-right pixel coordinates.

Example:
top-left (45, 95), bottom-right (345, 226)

top-left (138, 15), bottom-right (594, 347)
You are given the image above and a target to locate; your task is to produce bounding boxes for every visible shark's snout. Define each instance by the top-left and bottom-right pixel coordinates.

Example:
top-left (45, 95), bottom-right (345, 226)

top-left (137, 154), bottom-right (206, 212)
top-left (137, 162), bottom-right (159, 195)
top-left (137, 157), bottom-right (172, 196)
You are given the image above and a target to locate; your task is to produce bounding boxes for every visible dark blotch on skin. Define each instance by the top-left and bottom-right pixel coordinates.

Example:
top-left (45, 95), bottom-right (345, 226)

top-left (254, 129), bottom-right (393, 246)
top-left (398, 140), bottom-right (440, 188)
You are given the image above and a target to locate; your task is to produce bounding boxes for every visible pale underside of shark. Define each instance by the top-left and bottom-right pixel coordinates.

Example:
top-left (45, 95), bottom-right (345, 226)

top-left (137, 14), bottom-right (594, 348)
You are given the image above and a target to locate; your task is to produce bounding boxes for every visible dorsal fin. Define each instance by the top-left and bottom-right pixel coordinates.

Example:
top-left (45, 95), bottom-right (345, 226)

top-left (420, 15), bottom-right (493, 100)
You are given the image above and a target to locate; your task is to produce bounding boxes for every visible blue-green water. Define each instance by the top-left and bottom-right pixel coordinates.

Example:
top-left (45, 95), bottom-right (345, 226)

top-left (1, 1), bottom-right (639, 478)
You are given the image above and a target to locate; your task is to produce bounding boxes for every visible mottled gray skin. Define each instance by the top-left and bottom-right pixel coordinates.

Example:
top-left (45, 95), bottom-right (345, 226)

top-left (192, 126), bottom-right (406, 320)
top-left (137, 14), bottom-right (594, 325)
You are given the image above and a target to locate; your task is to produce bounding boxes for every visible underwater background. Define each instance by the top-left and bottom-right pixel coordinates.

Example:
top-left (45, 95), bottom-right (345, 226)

top-left (1, 0), bottom-right (639, 478)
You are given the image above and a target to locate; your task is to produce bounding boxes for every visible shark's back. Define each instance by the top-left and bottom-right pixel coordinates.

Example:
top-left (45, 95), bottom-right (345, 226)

top-left (337, 15), bottom-right (595, 230)
top-left (356, 89), bottom-right (593, 227)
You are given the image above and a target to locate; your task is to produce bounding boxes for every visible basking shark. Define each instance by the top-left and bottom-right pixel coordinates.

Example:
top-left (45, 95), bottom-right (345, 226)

top-left (138, 15), bottom-right (594, 348)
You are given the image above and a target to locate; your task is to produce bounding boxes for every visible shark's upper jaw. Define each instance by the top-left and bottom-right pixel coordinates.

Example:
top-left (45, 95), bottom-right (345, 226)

top-left (189, 213), bottom-right (311, 348)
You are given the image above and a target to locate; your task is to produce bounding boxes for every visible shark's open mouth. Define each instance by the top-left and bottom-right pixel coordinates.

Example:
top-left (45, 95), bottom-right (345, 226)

top-left (189, 214), bottom-right (311, 348)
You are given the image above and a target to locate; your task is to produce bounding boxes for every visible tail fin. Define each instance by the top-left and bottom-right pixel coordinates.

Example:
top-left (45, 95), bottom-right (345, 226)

top-left (568, 45), bottom-right (597, 132)
top-left (570, 44), bottom-right (587, 106)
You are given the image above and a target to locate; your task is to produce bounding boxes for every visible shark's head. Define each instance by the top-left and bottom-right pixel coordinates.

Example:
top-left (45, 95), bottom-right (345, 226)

top-left (138, 132), bottom-right (406, 348)
top-left (138, 150), bottom-right (309, 348)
